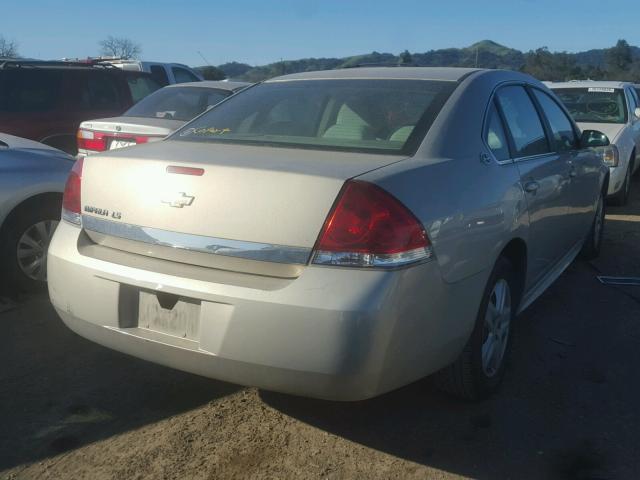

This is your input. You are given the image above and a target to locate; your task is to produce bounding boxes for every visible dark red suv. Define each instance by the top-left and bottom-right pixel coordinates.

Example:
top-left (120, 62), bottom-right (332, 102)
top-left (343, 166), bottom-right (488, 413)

top-left (0, 60), bottom-right (160, 154)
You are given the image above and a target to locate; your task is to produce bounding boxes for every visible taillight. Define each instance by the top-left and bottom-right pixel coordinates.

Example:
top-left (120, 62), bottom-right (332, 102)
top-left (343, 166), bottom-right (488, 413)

top-left (312, 180), bottom-right (433, 267)
top-left (62, 158), bottom-right (84, 225)
top-left (77, 129), bottom-right (107, 152)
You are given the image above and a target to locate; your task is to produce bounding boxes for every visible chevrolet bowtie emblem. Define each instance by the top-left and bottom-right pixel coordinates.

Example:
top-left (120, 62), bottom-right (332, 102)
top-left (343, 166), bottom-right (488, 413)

top-left (161, 192), bottom-right (195, 208)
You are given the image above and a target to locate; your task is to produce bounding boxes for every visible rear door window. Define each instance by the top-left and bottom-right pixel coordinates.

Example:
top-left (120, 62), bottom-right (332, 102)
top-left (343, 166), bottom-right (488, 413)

top-left (150, 65), bottom-right (169, 86)
top-left (77, 73), bottom-right (122, 111)
top-left (172, 67), bottom-right (200, 84)
top-left (484, 102), bottom-right (510, 161)
top-left (0, 70), bottom-right (62, 112)
top-left (532, 89), bottom-right (578, 152)
top-left (496, 85), bottom-right (550, 158)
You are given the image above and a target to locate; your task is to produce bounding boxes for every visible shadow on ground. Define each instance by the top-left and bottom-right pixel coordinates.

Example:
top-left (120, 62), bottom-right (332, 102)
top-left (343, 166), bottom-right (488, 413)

top-left (0, 295), bottom-right (239, 470)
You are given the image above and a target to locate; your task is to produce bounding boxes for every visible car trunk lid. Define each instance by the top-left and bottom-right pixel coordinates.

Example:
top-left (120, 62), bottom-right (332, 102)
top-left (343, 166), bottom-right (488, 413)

top-left (80, 140), bottom-right (405, 277)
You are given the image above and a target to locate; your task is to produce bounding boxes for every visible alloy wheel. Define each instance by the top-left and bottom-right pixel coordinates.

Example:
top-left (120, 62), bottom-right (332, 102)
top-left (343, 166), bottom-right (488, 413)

top-left (481, 279), bottom-right (511, 377)
top-left (16, 220), bottom-right (59, 281)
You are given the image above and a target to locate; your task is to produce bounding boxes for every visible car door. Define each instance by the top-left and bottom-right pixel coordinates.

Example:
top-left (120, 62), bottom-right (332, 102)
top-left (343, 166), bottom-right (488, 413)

top-left (495, 85), bottom-right (573, 285)
top-left (530, 87), bottom-right (601, 242)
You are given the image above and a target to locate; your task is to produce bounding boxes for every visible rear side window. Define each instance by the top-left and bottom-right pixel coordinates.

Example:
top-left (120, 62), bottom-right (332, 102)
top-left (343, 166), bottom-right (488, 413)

top-left (150, 65), bottom-right (169, 86)
top-left (0, 70), bottom-right (62, 112)
top-left (484, 102), bottom-right (510, 161)
top-left (532, 89), bottom-right (577, 152)
top-left (127, 75), bottom-right (160, 103)
top-left (78, 73), bottom-right (121, 111)
top-left (124, 86), bottom-right (230, 121)
top-left (172, 67), bottom-right (199, 84)
top-left (496, 86), bottom-right (549, 158)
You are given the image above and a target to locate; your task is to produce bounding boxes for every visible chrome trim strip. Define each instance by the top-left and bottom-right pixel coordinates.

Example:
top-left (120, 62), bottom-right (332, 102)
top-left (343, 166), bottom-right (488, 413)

top-left (81, 215), bottom-right (312, 265)
top-left (311, 246), bottom-right (433, 268)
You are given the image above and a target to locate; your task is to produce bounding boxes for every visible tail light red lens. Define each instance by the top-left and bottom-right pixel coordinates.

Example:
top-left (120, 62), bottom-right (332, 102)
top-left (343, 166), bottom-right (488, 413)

top-left (77, 128), bottom-right (153, 153)
top-left (312, 180), bottom-right (433, 267)
top-left (77, 129), bottom-right (107, 152)
top-left (62, 158), bottom-right (84, 225)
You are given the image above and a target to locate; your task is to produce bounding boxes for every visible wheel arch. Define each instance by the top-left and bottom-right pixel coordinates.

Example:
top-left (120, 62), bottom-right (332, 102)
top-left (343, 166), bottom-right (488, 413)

top-left (0, 192), bottom-right (63, 240)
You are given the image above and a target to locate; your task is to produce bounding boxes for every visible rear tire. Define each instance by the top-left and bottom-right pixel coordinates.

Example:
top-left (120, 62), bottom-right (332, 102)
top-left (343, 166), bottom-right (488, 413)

top-left (435, 257), bottom-right (517, 400)
top-left (580, 191), bottom-right (605, 260)
top-left (0, 202), bottom-right (61, 293)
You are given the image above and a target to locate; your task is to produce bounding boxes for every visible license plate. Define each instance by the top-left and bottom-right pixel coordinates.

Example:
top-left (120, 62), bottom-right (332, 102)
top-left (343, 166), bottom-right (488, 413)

top-left (109, 139), bottom-right (136, 150)
top-left (138, 291), bottom-right (200, 340)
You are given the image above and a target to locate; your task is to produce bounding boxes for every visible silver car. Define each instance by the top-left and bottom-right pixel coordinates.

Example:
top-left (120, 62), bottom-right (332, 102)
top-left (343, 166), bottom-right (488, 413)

top-left (0, 134), bottom-right (74, 291)
top-left (48, 68), bottom-right (609, 401)
top-left (77, 81), bottom-right (249, 157)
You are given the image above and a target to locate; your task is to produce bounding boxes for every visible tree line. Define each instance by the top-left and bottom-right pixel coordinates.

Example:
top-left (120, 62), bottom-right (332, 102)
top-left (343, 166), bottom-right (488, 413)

top-left (2, 34), bottom-right (639, 84)
top-left (208, 39), bottom-right (640, 83)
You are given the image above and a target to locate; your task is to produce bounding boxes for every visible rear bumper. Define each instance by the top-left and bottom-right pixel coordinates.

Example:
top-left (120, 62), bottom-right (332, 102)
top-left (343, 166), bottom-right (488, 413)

top-left (48, 221), bottom-right (486, 400)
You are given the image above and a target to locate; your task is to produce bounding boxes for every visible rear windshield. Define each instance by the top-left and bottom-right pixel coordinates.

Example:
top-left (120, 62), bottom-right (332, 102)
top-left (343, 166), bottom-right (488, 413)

top-left (170, 79), bottom-right (457, 155)
top-left (126, 74), bottom-right (161, 104)
top-left (124, 86), bottom-right (231, 121)
top-left (553, 87), bottom-right (628, 124)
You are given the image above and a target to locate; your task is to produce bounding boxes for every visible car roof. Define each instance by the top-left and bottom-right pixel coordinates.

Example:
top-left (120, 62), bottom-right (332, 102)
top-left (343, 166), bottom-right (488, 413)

top-left (165, 80), bottom-right (250, 91)
top-left (265, 67), bottom-right (483, 83)
top-left (548, 80), bottom-right (632, 89)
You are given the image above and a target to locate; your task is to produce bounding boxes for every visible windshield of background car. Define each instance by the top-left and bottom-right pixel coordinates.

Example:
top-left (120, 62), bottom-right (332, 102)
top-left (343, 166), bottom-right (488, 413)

top-left (124, 86), bottom-right (231, 121)
top-left (553, 87), bottom-right (628, 124)
top-left (171, 79), bottom-right (457, 155)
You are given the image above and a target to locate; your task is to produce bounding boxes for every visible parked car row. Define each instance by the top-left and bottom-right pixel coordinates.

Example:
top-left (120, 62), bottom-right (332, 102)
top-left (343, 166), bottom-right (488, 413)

top-left (0, 58), bottom-right (208, 156)
top-left (44, 67), bottom-right (613, 401)
top-left (0, 60), bottom-right (161, 154)
top-left (0, 64), bottom-right (243, 294)
top-left (77, 81), bottom-right (249, 157)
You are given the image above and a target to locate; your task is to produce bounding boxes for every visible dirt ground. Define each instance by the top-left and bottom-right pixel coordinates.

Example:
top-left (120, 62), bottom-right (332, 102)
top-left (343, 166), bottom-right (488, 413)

top-left (2, 179), bottom-right (640, 480)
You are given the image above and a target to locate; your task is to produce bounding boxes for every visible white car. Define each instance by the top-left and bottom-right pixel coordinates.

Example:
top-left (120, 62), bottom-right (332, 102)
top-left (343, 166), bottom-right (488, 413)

top-left (77, 81), bottom-right (249, 157)
top-left (550, 81), bottom-right (640, 205)
top-left (104, 59), bottom-right (204, 86)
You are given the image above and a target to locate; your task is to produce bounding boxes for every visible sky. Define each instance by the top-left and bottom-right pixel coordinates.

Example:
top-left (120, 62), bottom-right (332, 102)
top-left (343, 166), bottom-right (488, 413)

top-left (2, 0), bottom-right (638, 67)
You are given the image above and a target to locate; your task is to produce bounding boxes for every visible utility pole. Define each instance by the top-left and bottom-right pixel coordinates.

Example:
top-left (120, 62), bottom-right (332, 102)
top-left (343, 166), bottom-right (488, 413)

top-left (475, 46), bottom-right (479, 68)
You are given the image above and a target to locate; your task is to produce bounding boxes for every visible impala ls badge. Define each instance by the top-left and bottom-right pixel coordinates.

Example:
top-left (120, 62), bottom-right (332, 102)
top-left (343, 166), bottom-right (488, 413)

top-left (162, 192), bottom-right (195, 208)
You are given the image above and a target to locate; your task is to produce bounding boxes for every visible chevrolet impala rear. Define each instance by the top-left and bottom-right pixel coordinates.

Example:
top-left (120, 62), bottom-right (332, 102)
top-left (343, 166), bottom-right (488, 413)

top-left (48, 68), bottom-right (605, 400)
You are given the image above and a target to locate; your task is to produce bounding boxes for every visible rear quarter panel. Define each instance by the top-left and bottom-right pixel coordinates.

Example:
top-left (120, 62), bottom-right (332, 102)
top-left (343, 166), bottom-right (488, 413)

top-left (0, 150), bottom-right (72, 228)
top-left (360, 71), bottom-right (530, 285)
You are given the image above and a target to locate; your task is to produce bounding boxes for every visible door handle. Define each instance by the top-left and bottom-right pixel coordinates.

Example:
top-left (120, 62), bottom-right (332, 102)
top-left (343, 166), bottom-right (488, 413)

top-left (524, 180), bottom-right (539, 193)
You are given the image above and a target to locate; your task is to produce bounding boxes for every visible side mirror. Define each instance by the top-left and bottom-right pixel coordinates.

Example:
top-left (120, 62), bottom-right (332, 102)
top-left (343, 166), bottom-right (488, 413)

top-left (580, 129), bottom-right (610, 148)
